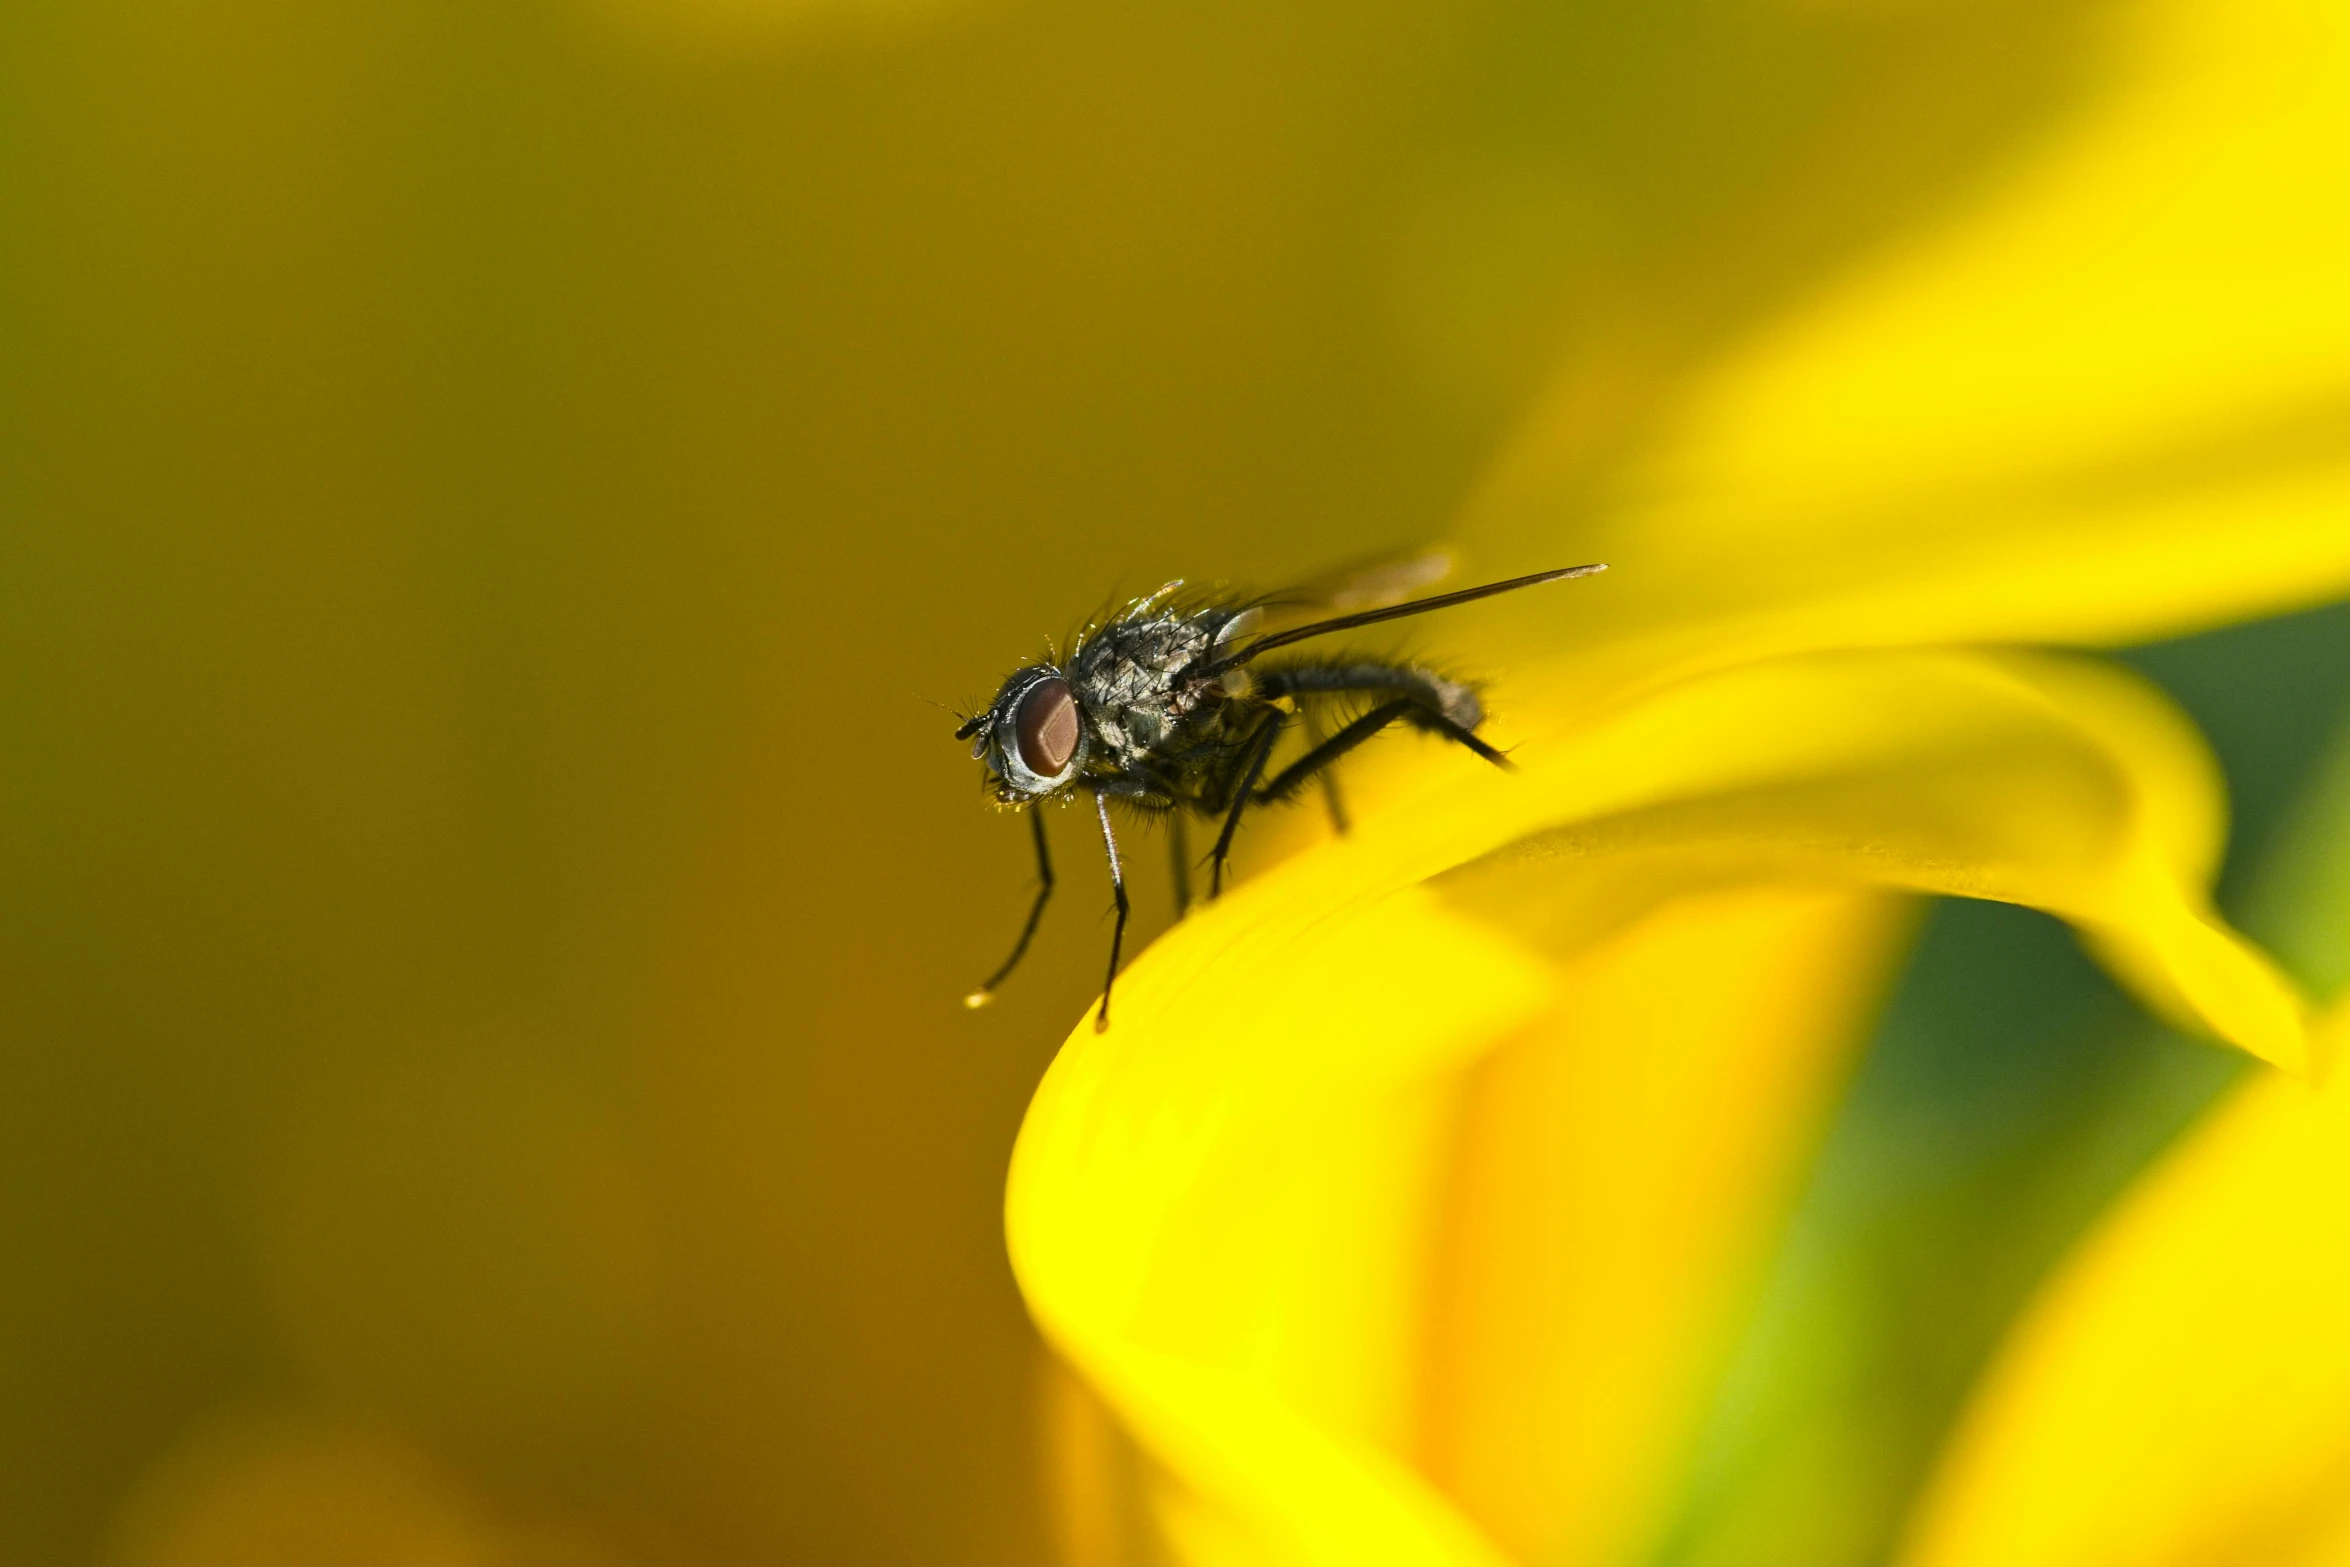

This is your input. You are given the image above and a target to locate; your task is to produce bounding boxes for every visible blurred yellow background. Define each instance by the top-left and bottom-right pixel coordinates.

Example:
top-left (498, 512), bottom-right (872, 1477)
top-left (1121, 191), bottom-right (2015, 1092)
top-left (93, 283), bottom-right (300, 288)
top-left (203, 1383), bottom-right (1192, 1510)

top-left (0, 1), bottom-right (2157, 1561)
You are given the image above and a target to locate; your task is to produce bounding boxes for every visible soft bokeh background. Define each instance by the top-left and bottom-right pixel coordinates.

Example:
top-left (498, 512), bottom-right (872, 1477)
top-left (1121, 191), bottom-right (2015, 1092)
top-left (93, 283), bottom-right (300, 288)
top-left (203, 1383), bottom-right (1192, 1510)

top-left (6, 0), bottom-right (2341, 1562)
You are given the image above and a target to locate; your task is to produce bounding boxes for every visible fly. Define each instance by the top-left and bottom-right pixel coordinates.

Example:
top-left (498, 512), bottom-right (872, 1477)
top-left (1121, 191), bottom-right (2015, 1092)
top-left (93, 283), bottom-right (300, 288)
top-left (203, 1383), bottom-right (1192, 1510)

top-left (955, 560), bottom-right (1606, 1029)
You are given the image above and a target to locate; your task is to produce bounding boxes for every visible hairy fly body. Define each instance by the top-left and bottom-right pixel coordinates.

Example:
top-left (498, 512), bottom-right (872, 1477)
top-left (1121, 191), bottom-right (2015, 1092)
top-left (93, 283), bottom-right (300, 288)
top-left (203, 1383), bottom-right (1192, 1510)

top-left (955, 561), bottom-right (1605, 1029)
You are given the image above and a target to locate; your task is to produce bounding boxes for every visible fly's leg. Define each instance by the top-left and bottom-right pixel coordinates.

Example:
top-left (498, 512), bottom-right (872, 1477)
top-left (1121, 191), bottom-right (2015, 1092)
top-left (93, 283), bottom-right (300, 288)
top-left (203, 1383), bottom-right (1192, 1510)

top-left (1209, 709), bottom-right (1288, 898)
top-left (966, 808), bottom-right (1054, 1008)
top-left (1317, 751), bottom-right (1351, 836)
top-left (1259, 659), bottom-right (1484, 730)
top-left (1168, 813), bottom-right (1193, 914)
top-left (1095, 771), bottom-right (1186, 916)
top-left (1255, 697), bottom-right (1508, 809)
top-left (1255, 700), bottom-right (1412, 805)
top-left (1257, 659), bottom-right (1510, 770)
top-left (1296, 710), bottom-right (1351, 835)
top-left (1093, 791), bottom-right (1130, 1033)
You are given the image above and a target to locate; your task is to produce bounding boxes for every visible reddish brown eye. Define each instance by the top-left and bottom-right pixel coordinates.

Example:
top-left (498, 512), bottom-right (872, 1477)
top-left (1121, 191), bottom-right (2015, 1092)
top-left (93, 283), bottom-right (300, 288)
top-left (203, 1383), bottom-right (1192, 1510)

top-left (1014, 677), bottom-right (1079, 777)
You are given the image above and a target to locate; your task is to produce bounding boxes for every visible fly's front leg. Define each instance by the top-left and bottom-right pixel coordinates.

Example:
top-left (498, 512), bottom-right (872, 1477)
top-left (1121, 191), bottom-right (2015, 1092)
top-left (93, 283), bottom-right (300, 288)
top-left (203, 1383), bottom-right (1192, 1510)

top-left (966, 808), bottom-right (1054, 1008)
top-left (1092, 791), bottom-right (1130, 1033)
top-left (1094, 772), bottom-right (1185, 917)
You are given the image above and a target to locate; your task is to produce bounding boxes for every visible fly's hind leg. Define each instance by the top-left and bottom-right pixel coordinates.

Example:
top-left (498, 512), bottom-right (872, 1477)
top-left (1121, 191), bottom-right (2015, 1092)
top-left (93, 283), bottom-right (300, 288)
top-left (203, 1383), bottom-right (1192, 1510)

top-left (1255, 700), bottom-right (1412, 807)
top-left (1259, 659), bottom-right (1485, 730)
top-left (1320, 770), bottom-right (1350, 835)
top-left (1297, 710), bottom-right (1351, 834)
top-left (1254, 695), bottom-right (1509, 810)
top-left (1168, 812), bottom-right (1193, 914)
top-left (1208, 709), bottom-right (1287, 899)
top-left (1259, 660), bottom-right (1510, 767)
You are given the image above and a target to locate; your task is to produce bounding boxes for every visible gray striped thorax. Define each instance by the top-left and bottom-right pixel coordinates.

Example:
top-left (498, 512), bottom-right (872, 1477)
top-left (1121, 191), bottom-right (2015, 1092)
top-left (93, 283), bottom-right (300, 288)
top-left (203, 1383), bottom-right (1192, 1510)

top-left (1068, 607), bottom-right (1248, 770)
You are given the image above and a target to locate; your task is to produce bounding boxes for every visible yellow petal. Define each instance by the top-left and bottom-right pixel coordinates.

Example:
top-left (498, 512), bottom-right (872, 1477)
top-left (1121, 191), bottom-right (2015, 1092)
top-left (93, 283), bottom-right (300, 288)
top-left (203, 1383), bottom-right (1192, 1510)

top-left (1434, 649), bottom-right (2300, 1067)
top-left (1468, 0), bottom-right (2350, 670)
top-left (1014, 883), bottom-right (1553, 1567)
top-left (1897, 996), bottom-right (2350, 1567)
top-left (1008, 647), bottom-right (2307, 1564)
top-left (1421, 885), bottom-right (1913, 1567)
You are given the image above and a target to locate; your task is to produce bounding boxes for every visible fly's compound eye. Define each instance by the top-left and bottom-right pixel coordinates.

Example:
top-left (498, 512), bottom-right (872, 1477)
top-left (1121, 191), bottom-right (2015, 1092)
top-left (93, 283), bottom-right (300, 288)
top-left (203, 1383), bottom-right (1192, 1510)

top-left (980, 666), bottom-right (1083, 797)
top-left (1014, 676), bottom-right (1080, 779)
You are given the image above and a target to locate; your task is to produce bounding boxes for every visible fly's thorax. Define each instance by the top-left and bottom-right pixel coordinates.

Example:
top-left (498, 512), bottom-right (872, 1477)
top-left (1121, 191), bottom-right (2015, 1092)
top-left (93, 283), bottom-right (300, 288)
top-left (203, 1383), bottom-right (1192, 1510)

top-left (1070, 615), bottom-right (1216, 693)
top-left (973, 664), bottom-right (1087, 800)
top-left (1068, 612), bottom-right (1225, 766)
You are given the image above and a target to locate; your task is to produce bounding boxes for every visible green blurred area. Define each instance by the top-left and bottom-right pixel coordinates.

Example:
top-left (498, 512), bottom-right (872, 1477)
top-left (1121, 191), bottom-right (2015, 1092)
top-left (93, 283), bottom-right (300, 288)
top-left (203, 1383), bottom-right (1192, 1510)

top-left (0, 0), bottom-right (2160, 1561)
top-left (1654, 603), bottom-right (2350, 1567)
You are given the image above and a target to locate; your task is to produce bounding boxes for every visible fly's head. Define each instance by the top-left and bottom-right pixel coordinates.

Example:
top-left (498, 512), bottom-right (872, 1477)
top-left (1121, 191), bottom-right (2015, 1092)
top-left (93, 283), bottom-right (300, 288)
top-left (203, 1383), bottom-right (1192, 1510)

top-left (957, 665), bottom-right (1088, 804)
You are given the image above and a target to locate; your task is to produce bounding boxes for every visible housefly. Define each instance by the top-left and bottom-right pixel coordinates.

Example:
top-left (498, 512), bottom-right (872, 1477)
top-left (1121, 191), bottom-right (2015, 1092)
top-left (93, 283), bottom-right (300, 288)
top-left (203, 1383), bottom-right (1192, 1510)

top-left (954, 558), bottom-right (1605, 1029)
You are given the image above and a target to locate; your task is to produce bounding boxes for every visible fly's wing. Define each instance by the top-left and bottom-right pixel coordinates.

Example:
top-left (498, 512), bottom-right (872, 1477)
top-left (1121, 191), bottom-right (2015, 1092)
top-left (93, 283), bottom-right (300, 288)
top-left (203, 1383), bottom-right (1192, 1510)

top-left (1213, 546), bottom-right (1458, 650)
top-left (1216, 559), bottom-right (1606, 669)
top-left (1255, 545), bottom-right (1456, 622)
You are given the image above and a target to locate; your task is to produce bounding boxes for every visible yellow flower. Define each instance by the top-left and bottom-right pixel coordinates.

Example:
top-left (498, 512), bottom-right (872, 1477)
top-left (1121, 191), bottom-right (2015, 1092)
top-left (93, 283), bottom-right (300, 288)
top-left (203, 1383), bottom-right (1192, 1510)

top-left (1904, 994), bottom-right (2350, 1567)
top-left (1008, 0), bottom-right (2350, 1562)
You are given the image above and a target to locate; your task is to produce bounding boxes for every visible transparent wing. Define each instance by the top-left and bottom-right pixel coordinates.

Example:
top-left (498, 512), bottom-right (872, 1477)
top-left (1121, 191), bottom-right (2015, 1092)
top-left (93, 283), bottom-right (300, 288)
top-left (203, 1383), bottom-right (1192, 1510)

top-left (1229, 545), bottom-right (1459, 642)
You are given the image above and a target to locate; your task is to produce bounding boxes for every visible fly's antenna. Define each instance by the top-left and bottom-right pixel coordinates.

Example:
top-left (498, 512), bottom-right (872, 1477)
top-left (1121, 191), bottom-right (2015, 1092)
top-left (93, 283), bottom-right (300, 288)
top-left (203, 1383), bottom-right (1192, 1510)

top-left (1205, 563), bottom-right (1606, 674)
top-left (929, 696), bottom-right (988, 740)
